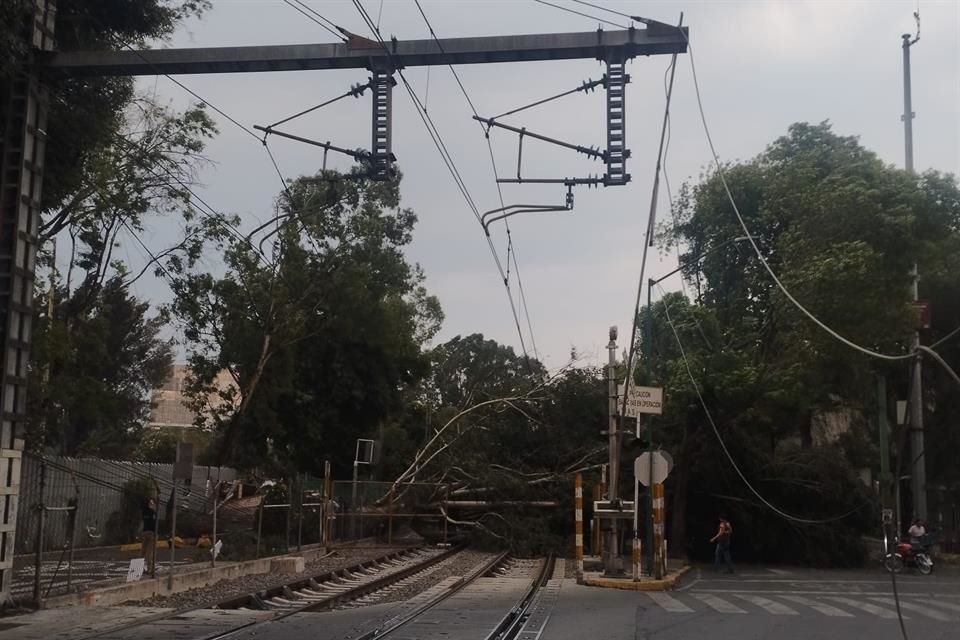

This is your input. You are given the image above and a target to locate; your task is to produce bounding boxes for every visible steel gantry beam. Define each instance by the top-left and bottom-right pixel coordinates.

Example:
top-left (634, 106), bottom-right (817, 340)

top-left (38, 24), bottom-right (686, 184)
top-left (39, 27), bottom-right (687, 75)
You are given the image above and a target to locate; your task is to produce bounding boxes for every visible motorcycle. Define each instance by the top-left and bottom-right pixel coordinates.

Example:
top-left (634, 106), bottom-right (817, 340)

top-left (884, 536), bottom-right (933, 575)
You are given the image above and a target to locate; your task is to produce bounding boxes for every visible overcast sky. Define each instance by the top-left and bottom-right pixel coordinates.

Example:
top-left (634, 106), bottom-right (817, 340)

top-left (120, 0), bottom-right (959, 369)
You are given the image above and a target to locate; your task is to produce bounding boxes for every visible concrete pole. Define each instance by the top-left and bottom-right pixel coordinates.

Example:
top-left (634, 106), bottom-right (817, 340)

top-left (607, 327), bottom-right (619, 500)
top-left (603, 326), bottom-right (623, 576)
top-left (902, 31), bottom-right (927, 523)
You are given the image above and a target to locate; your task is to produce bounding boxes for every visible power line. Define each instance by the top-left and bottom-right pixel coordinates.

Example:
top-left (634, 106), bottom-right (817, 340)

top-left (342, 0), bottom-right (534, 367)
top-left (282, 0), bottom-right (345, 42)
top-left (531, 0), bottom-right (628, 29)
top-left (620, 40), bottom-right (680, 420)
top-left (100, 25), bottom-right (325, 264)
top-left (569, 0), bottom-right (632, 20)
top-left (412, 0), bottom-right (540, 361)
top-left (655, 283), bottom-right (866, 525)
top-left (681, 34), bottom-right (915, 363)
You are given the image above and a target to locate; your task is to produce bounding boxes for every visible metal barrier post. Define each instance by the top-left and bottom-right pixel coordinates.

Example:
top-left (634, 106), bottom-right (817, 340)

top-left (442, 485), bottom-right (448, 544)
top-left (575, 473), bottom-right (584, 583)
top-left (296, 473), bottom-right (303, 551)
top-left (256, 500), bottom-right (264, 559)
top-left (168, 480), bottom-right (178, 590)
top-left (322, 461), bottom-right (331, 549)
top-left (33, 459), bottom-right (47, 604)
top-left (67, 472), bottom-right (79, 591)
top-left (285, 479), bottom-right (291, 553)
top-left (387, 486), bottom-right (394, 544)
top-left (211, 482), bottom-right (218, 568)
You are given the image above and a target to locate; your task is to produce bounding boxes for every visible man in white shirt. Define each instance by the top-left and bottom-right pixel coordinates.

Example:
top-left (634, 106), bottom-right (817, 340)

top-left (907, 519), bottom-right (926, 546)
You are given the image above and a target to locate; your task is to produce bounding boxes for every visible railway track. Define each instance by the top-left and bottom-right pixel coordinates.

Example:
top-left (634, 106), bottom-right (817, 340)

top-left (72, 545), bottom-right (452, 640)
top-left (67, 550), bottom-right (559, 640)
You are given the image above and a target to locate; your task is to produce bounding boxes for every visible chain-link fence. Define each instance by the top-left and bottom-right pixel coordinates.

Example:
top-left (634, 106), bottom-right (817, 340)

top-left (15, 453), bottom-right (238, 601)
top-left (15, 456), bottom-right (451, 604)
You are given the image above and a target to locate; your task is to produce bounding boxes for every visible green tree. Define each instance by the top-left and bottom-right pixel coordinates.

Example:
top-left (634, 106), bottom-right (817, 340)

top-left (29, 275), bottom-right (174, 456)
top-left (646, 122), bottom-right (960, 564)
top-left (2, 0), bottom-right (211, 210)
top-left (169, 169), bottom-right (442, 476)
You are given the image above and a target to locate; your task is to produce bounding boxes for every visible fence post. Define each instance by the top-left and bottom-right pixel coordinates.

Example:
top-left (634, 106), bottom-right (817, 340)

top-left (67, 489), bottom-right (78, 592)
top-left (256, 500), bottom-right (264, 559)
top-left (387, 486), bottom-right (394, 545)
top-left (442, 485), bottom-right (448, 545)
top-left (322, 461), bottom-right (331, 549)
top-left (151, 479), bottom-right (160, 578)
top-left (168, 480), bottom-right (178, 591)
top-left (284, 478), bottom-right (292, 553)
top-left (33, 458), bottom-right (47, 604)
top-left (575, 473), bottom-right (584, 584)
top-left (296, 473), bottom-right (303, 551)
top-left (211, 484), bottom-right (218, 568)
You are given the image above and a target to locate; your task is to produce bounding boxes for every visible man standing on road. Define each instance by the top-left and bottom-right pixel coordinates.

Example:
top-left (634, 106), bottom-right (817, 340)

top-left (711, 517), bottom-right (734, 574)
top-left (142, 497), bottom-right (158, 577)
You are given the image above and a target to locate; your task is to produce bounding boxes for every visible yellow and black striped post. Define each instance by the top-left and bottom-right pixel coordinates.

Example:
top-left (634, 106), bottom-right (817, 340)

top-left (575, 472), bottom-right (584, 583)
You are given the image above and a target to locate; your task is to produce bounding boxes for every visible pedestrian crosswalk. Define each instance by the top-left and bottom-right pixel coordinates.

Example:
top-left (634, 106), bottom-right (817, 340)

top-left (643, 591), bottom-right (960, 621)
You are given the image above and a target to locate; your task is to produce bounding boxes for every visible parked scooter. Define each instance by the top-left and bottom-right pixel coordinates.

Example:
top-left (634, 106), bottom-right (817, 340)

top-left (884, 535), bottom-right (933, 575)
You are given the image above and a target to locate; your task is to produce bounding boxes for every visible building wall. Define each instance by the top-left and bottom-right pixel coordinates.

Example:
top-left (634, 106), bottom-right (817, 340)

top-left (149, 365), bottom-right (238, 429)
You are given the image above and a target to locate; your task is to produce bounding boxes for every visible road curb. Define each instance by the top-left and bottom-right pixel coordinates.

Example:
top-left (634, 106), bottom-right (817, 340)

top-left (583, 565), bottom-right (691, 591)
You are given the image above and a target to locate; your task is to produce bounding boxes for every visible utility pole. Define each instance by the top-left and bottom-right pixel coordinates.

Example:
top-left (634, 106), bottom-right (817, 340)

top-left (901, 21), bottom-right (927, 523)
top-left (604, 326), bottom-right (623, 576)
top-left (607, 326), bottom-right (619, 501)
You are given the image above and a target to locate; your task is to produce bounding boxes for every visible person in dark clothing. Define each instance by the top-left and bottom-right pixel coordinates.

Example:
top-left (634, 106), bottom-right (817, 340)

top-left (142, 498), bottom-right (157, 577)
top-left (710, 517), bottom-right (734, 574)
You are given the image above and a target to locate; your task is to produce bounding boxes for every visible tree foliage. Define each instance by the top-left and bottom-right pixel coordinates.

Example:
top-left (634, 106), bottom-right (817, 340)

top-left (642, 122), bottom-right (960, 564)
top-left (29, 275), bottom-right (174, 456)
top-left (4, 2), bottom-right (215, 458)
top-left (169, 169), bottom-right (442, 476)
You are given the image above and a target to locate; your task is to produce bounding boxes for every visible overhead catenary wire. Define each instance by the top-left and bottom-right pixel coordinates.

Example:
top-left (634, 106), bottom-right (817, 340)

top-left (531, 0), bottom-right (628, 29)
top-left (569, 0), bottom-right (633, 20)
top-left (96, 19), bottom-right (334, 265)
top-left (655, 283), bottom-right (866, 525)
top-left (284, 0), bottom-right (347, 42)
top-left (412, 0), bottom-right (540, 362)
top-left (683, 31), bottom-right (960, 386)
top-left (620, 27), bottom-right (681, 420)
top-left (340, 0), bottom-right (534, 367)
top-left (681, 33), bottom-right (914, 363)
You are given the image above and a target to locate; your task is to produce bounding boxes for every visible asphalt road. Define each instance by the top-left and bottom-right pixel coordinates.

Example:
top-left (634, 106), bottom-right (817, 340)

top-left (542, 564), bottom-right (960, 640)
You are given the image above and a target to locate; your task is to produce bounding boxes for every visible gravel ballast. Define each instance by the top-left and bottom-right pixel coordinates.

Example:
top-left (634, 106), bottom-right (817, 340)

top-left (124, 546), bottom-right (424, 609)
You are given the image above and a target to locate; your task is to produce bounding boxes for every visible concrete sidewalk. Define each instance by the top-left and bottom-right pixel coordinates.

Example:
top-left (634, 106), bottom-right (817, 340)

top-left (579, 556), bottom-right (690, 591)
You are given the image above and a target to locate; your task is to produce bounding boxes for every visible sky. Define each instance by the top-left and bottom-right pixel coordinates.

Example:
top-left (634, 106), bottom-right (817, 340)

top-left (118, 0), bottom-right (960, 370)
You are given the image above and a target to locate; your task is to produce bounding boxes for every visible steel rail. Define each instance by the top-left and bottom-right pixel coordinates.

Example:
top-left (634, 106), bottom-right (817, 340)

top-left (358, 550), bottom-right (512, 640)
top-left (69, 544), bottom-right (432, 640)
top-left (484, 554), bottom-right (556, 640)
top-left (203, 546), bottom-right (464, 640)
